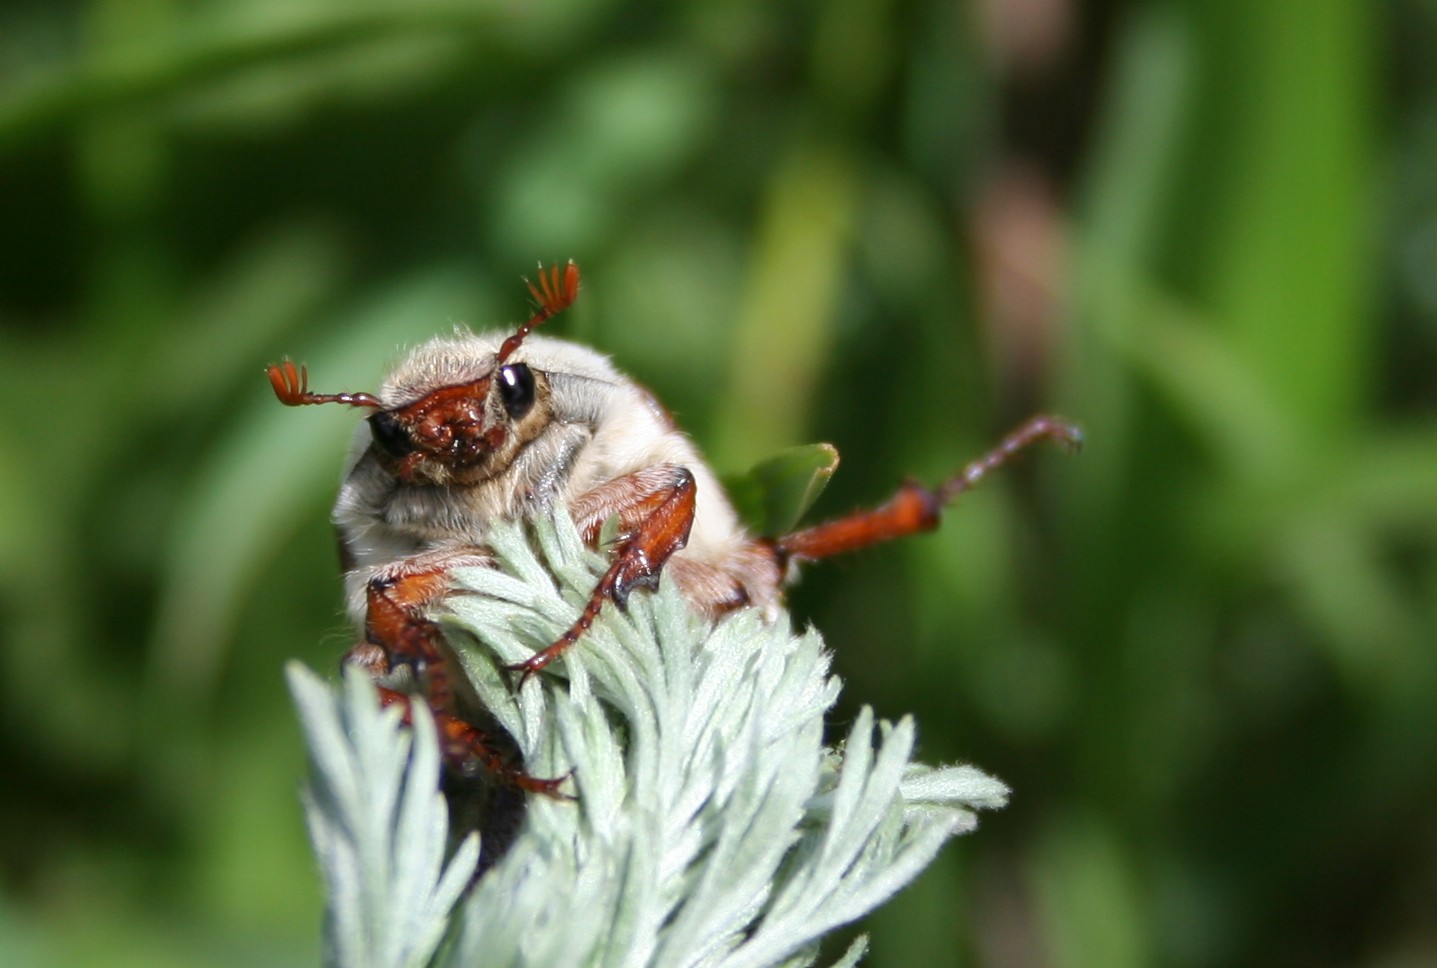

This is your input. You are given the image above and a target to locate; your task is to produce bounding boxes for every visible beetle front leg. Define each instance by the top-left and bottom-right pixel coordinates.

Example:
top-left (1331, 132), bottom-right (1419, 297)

top-left (363, 568), bottom-right (458, 709)
top-left (507, 465), bottom-right (697, 686)
top-left (354, 559), bottom-right (571, 797)
top-left (774, 414), bottom-right (1081, 563)
top-left (373, 686), bottom-right (571, 797)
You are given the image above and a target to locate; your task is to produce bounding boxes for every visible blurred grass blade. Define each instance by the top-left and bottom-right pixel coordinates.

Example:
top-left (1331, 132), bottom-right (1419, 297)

top-left (1203, 2), bottom-right (1375, 439)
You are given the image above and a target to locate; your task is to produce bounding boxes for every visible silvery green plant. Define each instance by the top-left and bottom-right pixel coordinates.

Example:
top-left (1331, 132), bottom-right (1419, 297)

top-left (289, 515), bottom-right (1008, 968)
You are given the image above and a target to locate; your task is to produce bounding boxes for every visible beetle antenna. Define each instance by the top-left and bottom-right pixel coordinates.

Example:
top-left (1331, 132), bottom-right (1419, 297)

top-left (267, 360), bottom-right (383, 409)
top-left (496, 260), bottom-right (581, 364)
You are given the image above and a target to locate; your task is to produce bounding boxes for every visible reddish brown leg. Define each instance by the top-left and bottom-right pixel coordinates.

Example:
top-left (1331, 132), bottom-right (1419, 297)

top-left (568, 464), bottom-right (696, 547)
top-left (507, 466), bottom-right (698, 686)
top-left (365, 570), bottom-right (456, 709)
top-left (776, 414), bottom-right (1081, 562)
top-left (374, 687), bottom-right (571, 797)
top-left (362, 567), bottom-right (571, 797)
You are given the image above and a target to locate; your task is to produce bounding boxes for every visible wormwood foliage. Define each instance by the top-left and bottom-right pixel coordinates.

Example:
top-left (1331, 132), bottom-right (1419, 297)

top-left (288, 517), bottom-right (1008, 968)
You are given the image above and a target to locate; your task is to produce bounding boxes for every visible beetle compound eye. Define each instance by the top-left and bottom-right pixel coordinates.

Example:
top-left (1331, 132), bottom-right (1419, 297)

top-left (369, 411), bottom-right (415, 460)
top-left (497, 363), bottom-right (535, 420)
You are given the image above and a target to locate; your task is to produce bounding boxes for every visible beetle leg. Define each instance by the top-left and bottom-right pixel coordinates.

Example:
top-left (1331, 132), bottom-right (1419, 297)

top-left (357, 563), bottom-right (571, 797)
top-left (373, 687), bottom-right (572, 798)
top-left (365, 569), bottom-right (457, 708)
top-left (507, 465), bottom-right (697, 686)
top-left (774, 414), bottom-right (1081, 563)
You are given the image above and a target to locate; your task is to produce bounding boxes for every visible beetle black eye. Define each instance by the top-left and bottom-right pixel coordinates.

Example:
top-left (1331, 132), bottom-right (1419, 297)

top-left (368, 411), bottom-right (414, 460)
top-left (497, 363), bottom-right (535, 420)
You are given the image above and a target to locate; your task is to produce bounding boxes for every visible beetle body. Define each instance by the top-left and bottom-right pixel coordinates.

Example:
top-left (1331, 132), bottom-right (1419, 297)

top-left (332, 329), bottom-right (783, 630)
top-left (269, 261), bottom-right (1078, 795)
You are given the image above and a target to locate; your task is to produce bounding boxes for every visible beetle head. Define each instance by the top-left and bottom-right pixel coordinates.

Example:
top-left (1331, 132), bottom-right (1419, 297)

top-left (361, 358), bottom-right (547, 483)
top-left (267, 261), bottom-right (580, 484)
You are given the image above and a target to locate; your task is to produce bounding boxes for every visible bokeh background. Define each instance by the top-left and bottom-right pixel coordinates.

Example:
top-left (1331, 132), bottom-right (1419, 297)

top-left (2, 0), bottom-right (1434, 965)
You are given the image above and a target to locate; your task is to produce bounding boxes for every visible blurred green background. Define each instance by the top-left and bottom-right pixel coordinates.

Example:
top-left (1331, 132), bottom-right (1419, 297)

top-left (2, 0), bottom-right (1434, 965)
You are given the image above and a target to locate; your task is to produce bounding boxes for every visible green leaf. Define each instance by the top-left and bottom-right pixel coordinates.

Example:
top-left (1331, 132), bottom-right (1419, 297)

top-left (725, 442), bottom-right (841, 536)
